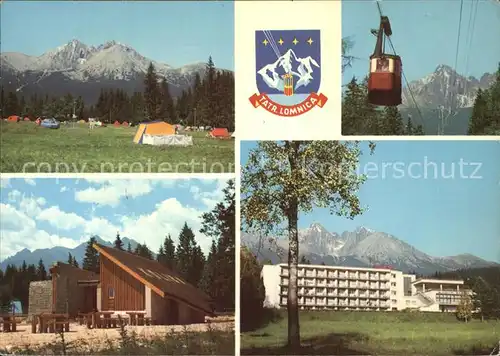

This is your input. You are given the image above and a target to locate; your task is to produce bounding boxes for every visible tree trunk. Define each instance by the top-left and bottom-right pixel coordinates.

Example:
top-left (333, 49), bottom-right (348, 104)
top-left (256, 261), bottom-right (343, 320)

top-left (287, 199), bottom-right (300, 351)
top-left (286, 141), bottom-right (301, 352)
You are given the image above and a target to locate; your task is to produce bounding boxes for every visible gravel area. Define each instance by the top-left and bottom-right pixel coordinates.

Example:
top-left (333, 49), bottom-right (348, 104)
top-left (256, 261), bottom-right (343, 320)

top-left (0, 321), bottom-right (234, 352)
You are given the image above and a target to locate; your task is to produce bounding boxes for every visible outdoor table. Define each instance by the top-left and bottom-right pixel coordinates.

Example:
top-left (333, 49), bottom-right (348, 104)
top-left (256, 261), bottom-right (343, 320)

top-left (126, 311), bottom-right (146, 326)
top-left (0, 314), bottom-right (17, 332)
top-left (95, 311), bottom-right (115, 328)
top-left (37, 313), bottom-right (69, 333)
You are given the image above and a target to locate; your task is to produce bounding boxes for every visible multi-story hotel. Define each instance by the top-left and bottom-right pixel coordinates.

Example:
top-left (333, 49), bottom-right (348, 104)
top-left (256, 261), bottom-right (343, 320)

top-left (262, 264), bottom-right (468, 312)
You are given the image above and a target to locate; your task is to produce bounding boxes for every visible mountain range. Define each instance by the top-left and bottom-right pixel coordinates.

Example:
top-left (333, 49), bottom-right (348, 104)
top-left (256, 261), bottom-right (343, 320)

top-left (242, 223), bottom-right (498, 275)
top-left (1, 39), bottom-right (226, 104)
top-left (0, 236), bottom-right (141, 271)
top-left (400, 65), bottom-right (495, 134)
top-left (257, 48), bottom-right (319, 91)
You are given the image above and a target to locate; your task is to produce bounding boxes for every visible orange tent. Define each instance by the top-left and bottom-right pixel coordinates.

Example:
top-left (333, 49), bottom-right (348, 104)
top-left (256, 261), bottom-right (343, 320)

top-left (133, 121), bottom-right (175, 144)
top-left (113, 121), bottom-right (121, 127)
top-left (210, 128), bottom-right (230, 138)
top-left (7, 115), bottom-right (20, 122)
top-left (122, 121), bottom-right (129, 127)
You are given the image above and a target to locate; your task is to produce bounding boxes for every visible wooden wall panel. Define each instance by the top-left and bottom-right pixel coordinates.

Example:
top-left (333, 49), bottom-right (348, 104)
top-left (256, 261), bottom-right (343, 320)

top-left (100, 256), bottom-right (145, 311)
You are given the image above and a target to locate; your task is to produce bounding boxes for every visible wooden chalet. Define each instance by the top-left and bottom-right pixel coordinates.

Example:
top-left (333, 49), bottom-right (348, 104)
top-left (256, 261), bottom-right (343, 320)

top-left (49, 262), bottom-right (99, 316)
top-left (93, 243), bottom-right (213, 325)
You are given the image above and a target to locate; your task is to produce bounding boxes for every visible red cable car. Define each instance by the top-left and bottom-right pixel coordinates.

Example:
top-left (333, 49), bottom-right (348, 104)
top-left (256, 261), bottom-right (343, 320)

top-left (368, 16), bottom-right (402, 106)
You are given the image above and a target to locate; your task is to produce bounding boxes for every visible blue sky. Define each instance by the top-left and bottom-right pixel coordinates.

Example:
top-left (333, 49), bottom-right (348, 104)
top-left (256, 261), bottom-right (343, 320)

top-left (0, 1), bottom-right (234, 70)
top-left (0, 178), bottom-right (229, 260)
top-left (342, 0), bottom-right (500, 83)
top-left (240, 141), bottom-right (500, 262)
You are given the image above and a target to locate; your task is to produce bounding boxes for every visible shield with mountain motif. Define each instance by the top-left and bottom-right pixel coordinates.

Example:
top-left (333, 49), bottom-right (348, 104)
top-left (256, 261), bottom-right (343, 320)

top-left (249, 29), bottom-right (328, 117)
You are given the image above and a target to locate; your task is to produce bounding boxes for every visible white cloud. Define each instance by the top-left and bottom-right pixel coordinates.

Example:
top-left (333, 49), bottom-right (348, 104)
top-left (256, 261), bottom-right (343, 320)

top-left (0, 180), bottom-right (224, 261)
top-left (119, 197), bottom-right (211, 253)
top-left (18, 195), bottom-right (46, 218)
top-left (60, 186), bottom-right (68, 193)
top-left (190, 180), bottom-right (226, 208)
top-left (37, 206), bottom-right (87, 230)
top-left (75, 179), bottom-right (155, 207)
top-left (8, 190), bottom-right (21, 203)
top-left (0, 178), bottom-right (10, 189)
top-left (0, 203), bottom-right (78, 260)
top-left (24, 178), bottom-right (36, 186)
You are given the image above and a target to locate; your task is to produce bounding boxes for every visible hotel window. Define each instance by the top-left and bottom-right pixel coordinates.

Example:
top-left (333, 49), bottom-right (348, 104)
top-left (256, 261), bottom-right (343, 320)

top-left (391, 282), bottom-right (396, 286)
top-left (108, 286), bottom-right (115, 299)
top-left (391, 291), bottom-right (396, 295)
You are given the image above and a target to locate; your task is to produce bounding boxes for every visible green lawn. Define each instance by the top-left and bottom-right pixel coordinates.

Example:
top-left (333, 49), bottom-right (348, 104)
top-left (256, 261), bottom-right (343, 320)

top-left (0, 122), bottom-right (234, 173)
top-left (241, 310), bottom-right (500, 355)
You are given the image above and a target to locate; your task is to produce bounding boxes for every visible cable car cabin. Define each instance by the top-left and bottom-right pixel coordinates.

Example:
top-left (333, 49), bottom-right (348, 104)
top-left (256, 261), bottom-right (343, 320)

top-left (368, 54), bottom-right (402, 106)
top-left (367, 15), bottom-right (402, 106)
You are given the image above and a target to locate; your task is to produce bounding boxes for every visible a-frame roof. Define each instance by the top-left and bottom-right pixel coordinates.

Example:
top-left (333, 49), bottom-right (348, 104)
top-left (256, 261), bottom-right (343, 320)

top-left (93, 243), bottom-right (213, 314)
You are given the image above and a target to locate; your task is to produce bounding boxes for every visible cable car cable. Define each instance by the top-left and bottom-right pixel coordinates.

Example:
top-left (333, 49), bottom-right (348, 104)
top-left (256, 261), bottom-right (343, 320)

top-left (375, 1), bottom-right (427, 133)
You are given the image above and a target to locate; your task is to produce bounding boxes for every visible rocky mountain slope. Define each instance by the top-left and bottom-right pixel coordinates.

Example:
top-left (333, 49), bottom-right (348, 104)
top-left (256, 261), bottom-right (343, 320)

top-left (242, 223), bottom-right (498, 275)
top-left (0, 236), bottom-right (140, 270)
top-left (399, 65), bottom-right (495, 134)
top-left (0, 39), bottom-right (221, 104)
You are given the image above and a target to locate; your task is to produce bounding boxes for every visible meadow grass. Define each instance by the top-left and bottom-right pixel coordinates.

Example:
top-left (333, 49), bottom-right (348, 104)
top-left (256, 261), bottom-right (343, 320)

top-left (241, 310), bottom-right (500, 355)
top-left (0, 122), bottom-right (234, 173)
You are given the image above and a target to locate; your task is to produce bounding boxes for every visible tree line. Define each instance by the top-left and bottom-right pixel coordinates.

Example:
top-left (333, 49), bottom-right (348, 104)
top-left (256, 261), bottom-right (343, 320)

top-left (468, 63), bottom-right (500, 135)
top-left (1, 56), bottom-right (234, 131)
top-left (342, 77), bottom-right (425, 135)
top-left (0, 259), bottom-right (49, 313)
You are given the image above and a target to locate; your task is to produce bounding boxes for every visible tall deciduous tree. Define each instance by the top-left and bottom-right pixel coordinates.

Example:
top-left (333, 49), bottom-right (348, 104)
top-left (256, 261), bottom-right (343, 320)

top-left (241, 141), bottom-right (374, 350)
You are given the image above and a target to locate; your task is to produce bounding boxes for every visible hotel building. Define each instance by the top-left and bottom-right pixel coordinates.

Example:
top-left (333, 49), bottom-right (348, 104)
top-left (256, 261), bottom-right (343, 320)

top-left (262, 263), bottom-right (468, 312)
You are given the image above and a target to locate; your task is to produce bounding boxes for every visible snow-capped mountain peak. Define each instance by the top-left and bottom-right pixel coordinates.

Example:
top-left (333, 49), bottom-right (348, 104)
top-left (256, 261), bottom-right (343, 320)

top-left (402, 65), bottom-right (495, 110)
top-left (257, 48), bottom-right (320, 92)
top-left (0, 39), bottom-right (224, 103)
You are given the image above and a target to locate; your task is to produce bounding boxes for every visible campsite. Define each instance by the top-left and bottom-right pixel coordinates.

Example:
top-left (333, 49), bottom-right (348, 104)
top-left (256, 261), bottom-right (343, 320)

top-left (0, 120), bottom-right (234, 173)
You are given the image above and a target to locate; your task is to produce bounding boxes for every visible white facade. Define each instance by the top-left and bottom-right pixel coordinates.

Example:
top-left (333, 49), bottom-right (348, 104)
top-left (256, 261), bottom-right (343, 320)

top-left (262, 264), bottom-right (467, 312)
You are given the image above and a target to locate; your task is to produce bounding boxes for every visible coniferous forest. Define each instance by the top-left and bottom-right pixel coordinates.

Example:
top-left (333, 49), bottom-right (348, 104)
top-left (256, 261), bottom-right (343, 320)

top-left (0, 180), bottom-right (235, 314)
top-left (0, 56), bottom-right (235, 131)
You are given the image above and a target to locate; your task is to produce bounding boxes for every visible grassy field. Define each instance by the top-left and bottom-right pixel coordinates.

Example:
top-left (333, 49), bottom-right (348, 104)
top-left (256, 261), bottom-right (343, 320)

top-left (0, 122), bottom-right (234, 173)
top-left (241, 310), bottom-right (500, 355)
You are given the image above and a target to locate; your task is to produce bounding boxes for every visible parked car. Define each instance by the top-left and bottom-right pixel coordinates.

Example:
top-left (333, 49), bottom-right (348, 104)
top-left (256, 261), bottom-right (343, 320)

top-left (40, 118), bottom-right (60, 129)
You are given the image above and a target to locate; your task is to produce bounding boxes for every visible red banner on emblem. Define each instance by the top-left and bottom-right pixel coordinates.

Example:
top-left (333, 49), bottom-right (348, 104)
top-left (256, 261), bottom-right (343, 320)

top-left (249, 92), bottom-right (328, 117)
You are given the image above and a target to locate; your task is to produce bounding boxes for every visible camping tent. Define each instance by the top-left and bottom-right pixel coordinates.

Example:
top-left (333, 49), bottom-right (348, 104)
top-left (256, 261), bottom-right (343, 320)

top-left (23, 117), bottom-right (30, 121)
top-left (210, 128), bottom-right (230, 139)
top-left (133, 121), bottom-right (192, 146)
top-left (7, 115), bottom-right (20, 122)
top-left (113, 121), bottom-right (121, 127)
top-left (122, 121), bottom-right (129, 127)
top-left (78, 119), bottom-right (86, 124)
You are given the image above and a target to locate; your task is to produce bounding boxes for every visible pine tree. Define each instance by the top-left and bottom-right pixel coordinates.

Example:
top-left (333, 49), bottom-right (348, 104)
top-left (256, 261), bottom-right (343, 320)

top-left (176, 223), bottom-right (204, 285)
top-left (380, 106), bottom-right (405, 135)
top-left (82, 236), bottom-right (100, 274)
top-left (134, 243), bottom-right (153, 260)
top-left (127, 242), bottom-right (132, 253)
top-left (143, 62), bottom-right (160, 121)
top-left (36, 259), bottom-right (48, 280)
top-left (114, 232), bottom-right (124, 250)
top-left (199, 179), bottom-right (235, 310)
top-left (406, 116), bottom-right (414, 135)
top-left (162, 234), bottom-right (176, 269)
top-left (158, 78), bottom-right (176, 122)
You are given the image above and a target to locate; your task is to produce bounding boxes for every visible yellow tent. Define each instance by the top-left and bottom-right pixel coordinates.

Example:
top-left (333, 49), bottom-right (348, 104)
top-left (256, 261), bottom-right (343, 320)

top-left (133, 121), bottom-right (175, 144)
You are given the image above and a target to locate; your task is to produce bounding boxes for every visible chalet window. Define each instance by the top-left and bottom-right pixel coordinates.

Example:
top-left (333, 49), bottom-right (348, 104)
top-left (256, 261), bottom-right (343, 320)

top-left (108, 286), bottom-right (115, 299)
